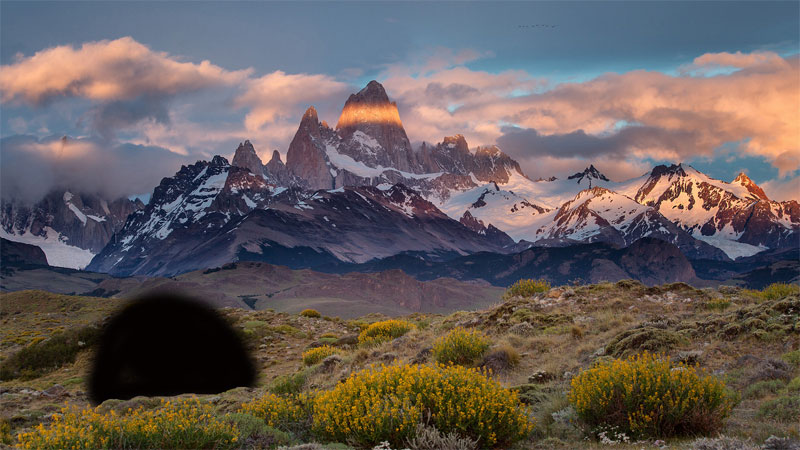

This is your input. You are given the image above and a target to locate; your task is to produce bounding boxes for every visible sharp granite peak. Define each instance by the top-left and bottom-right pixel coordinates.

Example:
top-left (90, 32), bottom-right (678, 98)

top-left (230, 140), bottom-right (265, 178)
top-left (3, 80), bottom-right (797, 275)
top-left (567, 164), bottom-right (610, 185)
top-left (732, 172), bottom-right (770, 201)
top-left (285, 80), bottom-right (525, 192)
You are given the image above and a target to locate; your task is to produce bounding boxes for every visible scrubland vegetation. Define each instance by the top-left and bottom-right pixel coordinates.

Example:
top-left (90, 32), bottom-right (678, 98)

top-left (1, 280), bottom-right (798, 449)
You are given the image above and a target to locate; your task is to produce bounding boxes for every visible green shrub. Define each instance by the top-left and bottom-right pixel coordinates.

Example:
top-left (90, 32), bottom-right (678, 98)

top-left (787, 377), bottom-right (800, 392)
top-left (745, 283), bottom-right (800, 301)
top-left (757, 394), bottom-right (800, 422)
top-left (480, 344), bottom-right (520, 373)
top-left (568, 352), bottom-right (735, 438)
top-left (17, 399), bottom-right (238, 449)
top-left (302, 346), bottom-right (338, 366)
top-left (743, 380), bottom-right (785, 399)
top-left (270, 370), bottom-right (308, 395)
top-left (317, 337), bottom-right (338, 346)
top-left (0, 419), bottom-right (11, 446)
top-left (605, 327), bottom-right (684, 358)
top-left (433, 327), bottom-right (490, 366)
top-left (226, 413), bottom-right (294, 448)
top-left (781, 350), bottom-right (800, 367)
top-left (271, 324), bottom-right (306, 338)
top-left (357, 319), bottom-right (416, 346)
top-left (0, 325), bottom-right (101, 380)
top-left (312, 364), bottom-right (533, 448)
top-left (503, 279), bottom-right (551, 299)
top-left (300, 309), bottom-right (321, 318)
top-left (703, 298), bottom-right (732, 311)
top-left (406, 423), bottom-right (478, 450)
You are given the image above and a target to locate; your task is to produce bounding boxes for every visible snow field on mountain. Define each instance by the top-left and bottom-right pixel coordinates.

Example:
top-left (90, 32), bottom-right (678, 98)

top-left (0, 227), bottom-right (95, 269)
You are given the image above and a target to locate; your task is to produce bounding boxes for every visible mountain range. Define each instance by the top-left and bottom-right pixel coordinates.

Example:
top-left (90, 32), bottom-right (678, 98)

top-left (2, 80), bottom-right (798, 290)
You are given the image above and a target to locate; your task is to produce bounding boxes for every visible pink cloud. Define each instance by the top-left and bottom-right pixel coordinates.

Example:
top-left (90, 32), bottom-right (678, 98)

top-left (380, 50), bottom-right (800, 177)
top-left (0, 37), bottom-right (251, 105)
top-left (691, 51), bottom-right (789, 70)
top-left (761, 176), bottom-right (800, 202)
top-left (235, 71), bottom-right (351, 132)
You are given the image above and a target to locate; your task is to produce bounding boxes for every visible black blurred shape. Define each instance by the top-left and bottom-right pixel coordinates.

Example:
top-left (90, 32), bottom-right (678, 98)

top-left (89, 294), bottom-right (255, 404)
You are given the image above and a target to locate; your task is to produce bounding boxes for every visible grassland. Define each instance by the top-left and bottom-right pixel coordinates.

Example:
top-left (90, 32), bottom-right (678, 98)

top-left (0, 281), bottom-right (798, 449)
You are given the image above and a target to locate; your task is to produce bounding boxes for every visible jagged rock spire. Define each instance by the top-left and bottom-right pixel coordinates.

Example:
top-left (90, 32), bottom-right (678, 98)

top-left (231, 140), bottom-right (265, 177)
top-left (335, 80), bottom-right (418, 172)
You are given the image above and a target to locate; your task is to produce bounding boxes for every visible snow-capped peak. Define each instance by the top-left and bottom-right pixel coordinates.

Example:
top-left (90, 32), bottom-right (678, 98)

top-left (732, 172), bottom-right (770, 201)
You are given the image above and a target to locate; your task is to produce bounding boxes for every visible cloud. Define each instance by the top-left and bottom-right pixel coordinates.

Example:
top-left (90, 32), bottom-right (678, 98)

top-left (510, 154), bottom-right (651, 184)
top-left (496, 125), bottom-right (704, 161)
top-left (3, 40), bottom-right (798, 194)
top-left (688, 51), bottom-right (789, 72)
top-left (235, 71), bottom-right (351, 132)
top-left (0, 37), bottom-right (251, 135)
top-left (378, 50), bottom-right (799, 177)
top-left (761, 176), bottom-right (800, 203)
top-left (0, 37), bottom-right (250, 104)
top-left (382, 64), bottom-right (544, 148)
top-left (0, 135), bottom-right (187, 204)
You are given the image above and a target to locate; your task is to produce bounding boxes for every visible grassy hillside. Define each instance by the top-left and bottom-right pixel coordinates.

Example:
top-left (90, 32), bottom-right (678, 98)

top-left (0, 281), bottom-right (798, 449)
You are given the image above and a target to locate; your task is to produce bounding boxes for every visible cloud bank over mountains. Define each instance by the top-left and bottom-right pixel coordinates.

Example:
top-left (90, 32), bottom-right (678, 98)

top-left (1, 37), bottom-right (798, 203)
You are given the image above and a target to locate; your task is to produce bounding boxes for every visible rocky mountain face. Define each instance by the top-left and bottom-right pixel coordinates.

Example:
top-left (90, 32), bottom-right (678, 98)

top-left (418, 135), bottom-right (525, 184)
top-left (87, 154), bottom-right (510, 277)
top-left (529, 187), bottom-right (728, 260)
top-left (0, 191), bottom-right (143, 268)
top-left (0, 238), bottom-right (48, 269)
top-left (629, 164), bottom-right (799, 255)
top-left (284, 81), bottom-right (524, 200)
top-left (230, 141), bottom-right (266, 178)
top-left (566, 164), bottom-right (610, 186)
top-left (76, 80), bottom-right (799, 278)
top-left (335, 80), bottom-right (418, 173)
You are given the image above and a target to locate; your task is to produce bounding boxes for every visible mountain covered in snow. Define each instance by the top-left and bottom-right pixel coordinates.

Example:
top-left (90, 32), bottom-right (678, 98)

top-left (86, 151), bottom-right (512, 276)
top-left (10, 80), bottom-right (796, 277)
top-left (1, 191), bottom-right (143, 269)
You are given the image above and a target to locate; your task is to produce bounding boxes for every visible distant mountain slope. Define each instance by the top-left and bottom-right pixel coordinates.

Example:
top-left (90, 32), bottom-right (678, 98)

top-left (1, 261), bottom-right (504, 317)
top-left (330, 238), bottom-right (702, 287)
top-left (97, 262), bottom-right (504, 316)
top-left (0, 238), bottom-right (48, 269)
top-left (1, 189), bottom-right (143, 269)
top-left (624, 164), bottom-right (799, 257)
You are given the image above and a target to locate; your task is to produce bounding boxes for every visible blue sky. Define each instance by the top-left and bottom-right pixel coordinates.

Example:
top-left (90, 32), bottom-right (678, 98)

top-left (1, 1), bottom-right (798, 200)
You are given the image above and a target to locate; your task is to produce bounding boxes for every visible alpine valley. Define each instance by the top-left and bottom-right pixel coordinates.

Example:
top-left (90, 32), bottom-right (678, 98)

top-left (2, 81), bottom-right (798, 312)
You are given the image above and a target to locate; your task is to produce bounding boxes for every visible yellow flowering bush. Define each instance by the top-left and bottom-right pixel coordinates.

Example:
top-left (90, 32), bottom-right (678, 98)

top-left (302, 345), bottom-right (339, 366)
top-left (312, 363), bottom-right (533, 448)
top-left (357, 319), bottom-right (416, 346)
top-left (503, 279), bottom-right (551, 299)
top-left (17, 398), bottom-right (238, 449)
top-left (568, 352), bottom-right (735, 438)
top-left (239, 392), bottom-right (311, 432)
top-left (300, 308), bottom-right (321, 318)
top-left (432, 327), bottom-right (490, 366)
top-left (757, 282), bottom-right (799, 301)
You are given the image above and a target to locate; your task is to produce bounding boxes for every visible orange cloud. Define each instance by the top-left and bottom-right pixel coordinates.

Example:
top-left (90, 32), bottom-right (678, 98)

top-left (762, 176), bottom-right (800, 202)
top-left (235, 71), bottom-right (350, 132)
top-left (0, 37), bottom-right (251, 105)
top-left (382, 50), bottom-right (800, 176)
